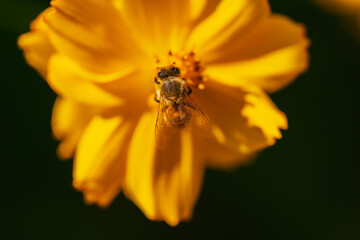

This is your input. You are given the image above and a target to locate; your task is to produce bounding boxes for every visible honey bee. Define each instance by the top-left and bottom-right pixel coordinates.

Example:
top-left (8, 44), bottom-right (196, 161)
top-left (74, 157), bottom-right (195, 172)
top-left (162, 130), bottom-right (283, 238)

top-left (154, 65), bottom-right (212, 149)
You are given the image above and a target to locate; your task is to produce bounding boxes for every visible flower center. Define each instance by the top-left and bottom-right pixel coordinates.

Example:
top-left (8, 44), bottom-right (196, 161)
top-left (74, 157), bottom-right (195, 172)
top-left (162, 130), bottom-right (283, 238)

top-left (155, 51), bottom-right (206, 90)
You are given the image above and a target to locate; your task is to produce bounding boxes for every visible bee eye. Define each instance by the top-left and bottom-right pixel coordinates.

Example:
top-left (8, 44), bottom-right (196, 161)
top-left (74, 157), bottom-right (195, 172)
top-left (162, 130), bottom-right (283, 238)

top-left (170, 67), bottom-right (180, 75)
top-left (158, 70), bottom-right (169, 79)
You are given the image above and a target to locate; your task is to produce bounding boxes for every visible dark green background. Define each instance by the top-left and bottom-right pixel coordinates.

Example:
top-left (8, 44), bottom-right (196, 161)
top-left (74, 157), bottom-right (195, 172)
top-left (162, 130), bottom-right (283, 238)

top-left (1, 0), bottom-right (360, 239)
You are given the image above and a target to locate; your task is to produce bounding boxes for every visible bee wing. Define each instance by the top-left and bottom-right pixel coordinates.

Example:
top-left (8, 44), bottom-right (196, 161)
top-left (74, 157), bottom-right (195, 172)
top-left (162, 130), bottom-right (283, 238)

top-left (184, 93), bottom-right (212, 137)
top-left (155, 97), bottom-right (178, 150)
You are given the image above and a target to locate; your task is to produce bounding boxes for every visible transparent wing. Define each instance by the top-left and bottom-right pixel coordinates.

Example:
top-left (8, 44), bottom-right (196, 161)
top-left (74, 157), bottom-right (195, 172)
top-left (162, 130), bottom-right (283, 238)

top-left (183, 93), bottom-right (212, 137)
top-left (155, 97), bottom-right (178, 150)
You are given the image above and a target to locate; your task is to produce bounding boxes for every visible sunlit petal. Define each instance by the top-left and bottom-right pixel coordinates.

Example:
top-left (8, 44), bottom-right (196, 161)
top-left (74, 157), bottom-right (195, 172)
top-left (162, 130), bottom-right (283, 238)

top-left (44, 0), bottom-right (145, 74)
top-left (119, 0), bottom-right (209, 56)
top-left (47, 54), bottom-right (124, 107)
top-left (204, 15), bottom-right (309, 92)
top-left (186, 0), bottom-right (270, 56)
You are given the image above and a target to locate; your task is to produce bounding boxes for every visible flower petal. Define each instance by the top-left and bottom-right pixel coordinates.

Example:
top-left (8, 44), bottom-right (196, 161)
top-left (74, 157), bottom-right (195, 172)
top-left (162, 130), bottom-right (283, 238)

top-left (51, 98), bottom-right (97, 160)
top-left (200, 135), bottom-right (255, 169)
top-left (18, 9), bottom-right (55, 77)
top-left (315, 0), bottom-right (360, 14)
top-left (195, 81), bottom-right (287, 157)
top-left (47, 54), bottom-right (124, 107)
top-left (44, 0), bottom-right (145, 74)
top-left (120, 0), bottom-right (209, 55)
top-left (204, 15), bottom-right (310, 92)
top-left (73, 114), bottom-right (136, 207)
top-left (186, 0), bottom-right (270, 55)
top-left (124, 110), bottom-right (204, 226)
top-left (242, 87), bottom-right (288, 142)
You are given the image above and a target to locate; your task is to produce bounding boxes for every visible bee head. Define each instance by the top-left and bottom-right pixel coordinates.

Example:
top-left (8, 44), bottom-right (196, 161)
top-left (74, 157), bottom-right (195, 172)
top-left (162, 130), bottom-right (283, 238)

top-left (158, 69), bottom-right (169, 79)
top-left (169, 66), bottom-right (180, 76)
top-left (157, 65), bottom-right (181, 79)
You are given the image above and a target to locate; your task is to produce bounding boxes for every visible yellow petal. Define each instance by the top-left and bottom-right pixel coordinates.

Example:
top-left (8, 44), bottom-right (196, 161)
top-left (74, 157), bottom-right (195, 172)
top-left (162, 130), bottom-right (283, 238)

top-left (242, 86), bottom-right (288, 144)
top-left (73, 114), bottom-right (135, 207)
top-left (204, 15), bottom-right (309, 92)
top-left (315, 0), bottom-right (360, 14)
top-left (199, 133), bottom-right (255, 169)
top-left (186, 0), bottom-right (270, 55)
top-left (189, 0), bottom-right (208, 21)
top-left (18, 8), bottom-right (55, 77)
top-left (120, 0), bottom-right (208, 55)
top-left (195, 81), bottom-right (287, 156)
top-left (51, 98), bottom-right (96, 160)
top-left (123, 111), bottom-right (157, 218)
top-left (47, 54), bottom-right (124, 107)
top-left (124, 110), bottom-right (204, 226)
top-left (44, 0), bottom-right (145, 74)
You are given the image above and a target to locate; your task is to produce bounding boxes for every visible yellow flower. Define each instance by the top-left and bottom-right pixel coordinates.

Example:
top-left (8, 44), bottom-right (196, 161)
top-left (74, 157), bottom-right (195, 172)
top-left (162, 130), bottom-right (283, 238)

top-left (18, 0), bottom-right (309, 226)
top-left (315, 0), bottom-right (360, 13)
top-left (315, 0), bottom-right (360, 25)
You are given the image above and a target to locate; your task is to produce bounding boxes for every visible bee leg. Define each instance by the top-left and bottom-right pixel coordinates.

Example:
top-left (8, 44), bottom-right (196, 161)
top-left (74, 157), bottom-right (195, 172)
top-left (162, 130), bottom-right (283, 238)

top-left (184, 102), bottom-right (196, 110)
top-left (187, 87), bottom-right (192, 95)
top-left (154, 95), bottom-right (160, 103)
top-left (154, 77), bottom-right (160, 85)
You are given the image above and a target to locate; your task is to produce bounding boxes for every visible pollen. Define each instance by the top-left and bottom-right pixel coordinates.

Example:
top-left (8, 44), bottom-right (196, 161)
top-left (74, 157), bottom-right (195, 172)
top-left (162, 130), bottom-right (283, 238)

top-left (155, 51), bottom-right (207, 89)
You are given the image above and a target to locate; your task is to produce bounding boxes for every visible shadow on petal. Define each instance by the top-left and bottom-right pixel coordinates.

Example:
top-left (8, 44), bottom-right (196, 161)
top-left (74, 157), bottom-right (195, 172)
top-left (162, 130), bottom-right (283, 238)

top-left (73, 113), bottom-right (139, 207)
top-left (194, 81), bottom-right (287, 160)
top-left (124, 110), bottom-right (204, 226)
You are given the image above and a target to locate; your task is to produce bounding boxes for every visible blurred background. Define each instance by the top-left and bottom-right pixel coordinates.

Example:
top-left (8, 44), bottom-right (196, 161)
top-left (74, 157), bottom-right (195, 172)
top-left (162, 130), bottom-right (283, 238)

top-left (1, 0), bottom-right (360, 239)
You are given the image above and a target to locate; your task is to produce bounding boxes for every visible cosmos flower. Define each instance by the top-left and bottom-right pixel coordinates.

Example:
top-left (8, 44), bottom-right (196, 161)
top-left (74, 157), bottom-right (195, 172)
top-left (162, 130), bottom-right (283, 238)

top-left (18, 0), bottom-right (309, 225)
top-left (315, 0), bottom-right (360, 27)
top-left (315, 0), bottom-right (360, 14)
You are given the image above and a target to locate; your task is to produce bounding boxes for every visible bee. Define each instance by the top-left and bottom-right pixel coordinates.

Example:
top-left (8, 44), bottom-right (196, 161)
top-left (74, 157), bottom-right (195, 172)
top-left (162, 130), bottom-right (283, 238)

top-left (154, 65), bottom-right (212, 149)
